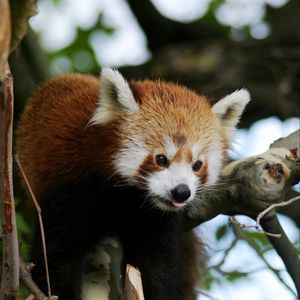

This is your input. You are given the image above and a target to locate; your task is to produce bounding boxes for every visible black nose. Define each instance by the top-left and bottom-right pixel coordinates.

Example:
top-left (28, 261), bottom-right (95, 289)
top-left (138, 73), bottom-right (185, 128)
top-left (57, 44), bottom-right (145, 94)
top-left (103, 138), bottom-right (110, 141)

top-left (171, 184), bottom-right (191, 202)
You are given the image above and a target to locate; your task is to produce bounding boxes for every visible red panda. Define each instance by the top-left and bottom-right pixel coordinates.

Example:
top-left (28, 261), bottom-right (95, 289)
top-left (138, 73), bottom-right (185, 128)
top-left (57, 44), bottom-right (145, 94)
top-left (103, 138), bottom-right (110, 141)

top-left (16, 68), bottom-right (250, 300)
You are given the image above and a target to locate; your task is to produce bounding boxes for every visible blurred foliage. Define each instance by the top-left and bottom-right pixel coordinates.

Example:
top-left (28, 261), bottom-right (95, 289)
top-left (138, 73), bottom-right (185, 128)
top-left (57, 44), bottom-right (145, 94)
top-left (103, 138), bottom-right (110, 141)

top-left (201, 219), bottom-right (299, 298)
top-left (29, 0), bottom-right (296, 77)
top-left (215, 224), bottom-right (228, 241)
top-left (47, 14), bottom-right (115, 74)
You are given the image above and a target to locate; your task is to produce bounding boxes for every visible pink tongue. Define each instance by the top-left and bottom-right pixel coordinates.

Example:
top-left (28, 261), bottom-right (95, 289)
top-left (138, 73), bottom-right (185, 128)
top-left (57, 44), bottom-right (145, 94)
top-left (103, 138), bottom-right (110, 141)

top-left (172, 201), bottom-right (187, 208)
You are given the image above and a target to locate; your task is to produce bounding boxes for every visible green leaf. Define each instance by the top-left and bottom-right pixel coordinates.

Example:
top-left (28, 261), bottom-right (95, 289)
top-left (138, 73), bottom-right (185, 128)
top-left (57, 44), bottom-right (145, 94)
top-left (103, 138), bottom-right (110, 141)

top-left (226, 270), bottom-right (248, 282)
top-left (52, 0), bottom-right (61, 5)
top-left (9, 0), bottom-right (38, 52)
top-left (215, 224), bottom-right (228, 241)
top-left (245, 231), bottom-right (270, 252)
top-left (202, 268), bottom-right (221, 290)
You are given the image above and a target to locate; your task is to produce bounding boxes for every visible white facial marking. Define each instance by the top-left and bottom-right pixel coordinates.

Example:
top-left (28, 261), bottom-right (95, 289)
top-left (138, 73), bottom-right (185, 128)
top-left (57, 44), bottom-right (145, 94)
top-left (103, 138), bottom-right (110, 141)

top-left (148, 162), bottom-right (199, 211)
top-left (114, 138), bottom-right (148, 182)
top-left (206, 137), bottom-right (223, 185)
top-left (164, 138), bottom-right (178, 160)
top-left (192, 141), bottom-right (203, 162)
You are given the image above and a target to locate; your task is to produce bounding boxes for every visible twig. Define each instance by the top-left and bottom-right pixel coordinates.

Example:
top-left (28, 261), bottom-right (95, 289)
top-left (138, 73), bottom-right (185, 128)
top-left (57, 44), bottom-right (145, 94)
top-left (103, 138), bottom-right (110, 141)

top-left (195, 287), bottom-right (219, 300)
top-left (228, 196), bottom-right (300, 238)
top-left (25, 293), bottom-right (58, 300)
top-left (14, 155), bottom-right (52, 299)
top-left (19, 257), bottom-right (58, 300)
top-left (209, 238), bottom-right (239, 270)
top-left (256, 196), bottom-right (300, 227)
top-left (228, 216), bottom-right (281, 238)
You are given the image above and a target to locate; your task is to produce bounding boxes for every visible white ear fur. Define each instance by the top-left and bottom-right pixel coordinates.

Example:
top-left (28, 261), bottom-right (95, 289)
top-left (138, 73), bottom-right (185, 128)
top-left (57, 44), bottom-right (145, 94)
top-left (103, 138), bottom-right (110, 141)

top-left (90, 68), bottom-right (138, 124)
top-left (212, 89), bottom-right (250, 141)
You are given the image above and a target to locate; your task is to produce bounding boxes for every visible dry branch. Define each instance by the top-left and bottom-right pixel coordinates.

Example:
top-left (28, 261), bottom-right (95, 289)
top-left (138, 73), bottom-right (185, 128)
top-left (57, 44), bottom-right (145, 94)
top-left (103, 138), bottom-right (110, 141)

top-left (14, 156), bottom-right (53, 299)
top-left (228, 195), bottom-right (300, 238)
top-left (19, 257), bottom-right (58, 300)
top-left (124, 264), bottom-right (144, 300)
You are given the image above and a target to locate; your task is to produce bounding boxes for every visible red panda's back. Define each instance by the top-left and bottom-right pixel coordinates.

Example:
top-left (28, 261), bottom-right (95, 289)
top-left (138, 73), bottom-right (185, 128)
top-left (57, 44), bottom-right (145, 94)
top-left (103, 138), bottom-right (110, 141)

top-left (16, 73), bottom-right (100, 201)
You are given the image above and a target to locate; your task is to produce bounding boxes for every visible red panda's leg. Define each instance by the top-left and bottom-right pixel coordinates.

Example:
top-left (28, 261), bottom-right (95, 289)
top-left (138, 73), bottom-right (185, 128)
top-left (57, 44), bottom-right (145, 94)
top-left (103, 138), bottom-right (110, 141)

top-left (120, 222), bottom-right (182, 300)
top-left (177, 231), bottom-right (205, 300)
top-left (29, 178), bottom-right (101, 300)
top-left (120, 222), bottom-right (203, 299)
top-left (30, 218), bottom-right (83, 300)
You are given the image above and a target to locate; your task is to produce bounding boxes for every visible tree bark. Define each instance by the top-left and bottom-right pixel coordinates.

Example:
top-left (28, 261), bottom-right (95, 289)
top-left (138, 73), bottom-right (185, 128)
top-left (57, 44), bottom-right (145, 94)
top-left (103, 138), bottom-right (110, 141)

top-left (0, 64), bottom-right (19, 299)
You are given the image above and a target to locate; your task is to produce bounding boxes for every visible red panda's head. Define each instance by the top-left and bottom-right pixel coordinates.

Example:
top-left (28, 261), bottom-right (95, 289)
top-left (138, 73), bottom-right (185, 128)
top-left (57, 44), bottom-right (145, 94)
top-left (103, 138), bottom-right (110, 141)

top-left (90, 68), bottom-right (250, 212)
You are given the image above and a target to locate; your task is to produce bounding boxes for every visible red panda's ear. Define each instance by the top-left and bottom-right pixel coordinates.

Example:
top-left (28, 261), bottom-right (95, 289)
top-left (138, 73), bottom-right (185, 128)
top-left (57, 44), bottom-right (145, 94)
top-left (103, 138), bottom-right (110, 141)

top-left (90, 68), bottom-right (139, 125)
top-left (212, 89), bottom-right (250, 141)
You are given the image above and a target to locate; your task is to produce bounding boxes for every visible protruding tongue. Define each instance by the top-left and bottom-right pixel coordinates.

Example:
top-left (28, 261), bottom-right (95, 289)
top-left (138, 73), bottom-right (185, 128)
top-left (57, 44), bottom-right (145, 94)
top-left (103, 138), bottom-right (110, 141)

top-left (171, 200), bottom-right (187, 208)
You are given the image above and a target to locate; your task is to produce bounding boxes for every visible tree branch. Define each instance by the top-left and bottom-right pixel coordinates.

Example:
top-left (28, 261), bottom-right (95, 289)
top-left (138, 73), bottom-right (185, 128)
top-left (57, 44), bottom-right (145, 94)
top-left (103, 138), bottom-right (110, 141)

top-left (124, 264), bottom-right (144, 300)
top-left (229, 196), bottom-right (300, 238)
top-left (0, 0), bottom-right (11, 81)
top-left (183, 129), bottom-right (300, 229)
top-left (0, 64), bottom-right (19, 298)
top-left (19, 257), bottom-right (58, 300)
top-left (260, 215), bottom-right (300, 297)
top-left (182, 130), bottom-right (300, 297)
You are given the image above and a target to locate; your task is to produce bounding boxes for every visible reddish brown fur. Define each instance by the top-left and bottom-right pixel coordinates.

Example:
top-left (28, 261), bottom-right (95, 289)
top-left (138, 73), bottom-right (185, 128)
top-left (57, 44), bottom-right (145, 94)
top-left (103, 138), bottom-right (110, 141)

top-left (128, 80), bottom-right (218, 149)
top-left (197, 163), bottom-right (208, 185)
top-left (16, 74), bottom-right (122, 201)
top-left (138, 153), bottom-right (160, 180)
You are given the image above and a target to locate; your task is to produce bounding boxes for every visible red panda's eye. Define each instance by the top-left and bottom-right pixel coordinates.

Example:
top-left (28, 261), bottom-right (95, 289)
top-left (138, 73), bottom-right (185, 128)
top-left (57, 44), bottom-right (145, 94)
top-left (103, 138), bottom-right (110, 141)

top-left (155, 154), bottom-right (169, 168)
top-left (192, 160), bottom-right (203, 172)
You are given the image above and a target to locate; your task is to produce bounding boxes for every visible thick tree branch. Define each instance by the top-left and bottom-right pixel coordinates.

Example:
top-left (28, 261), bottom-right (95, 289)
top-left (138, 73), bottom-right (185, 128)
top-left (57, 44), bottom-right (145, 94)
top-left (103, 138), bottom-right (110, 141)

top-left (0, 64), bottom-right (19, 299)
top-left (260, 215), bottom-right (300, 297)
